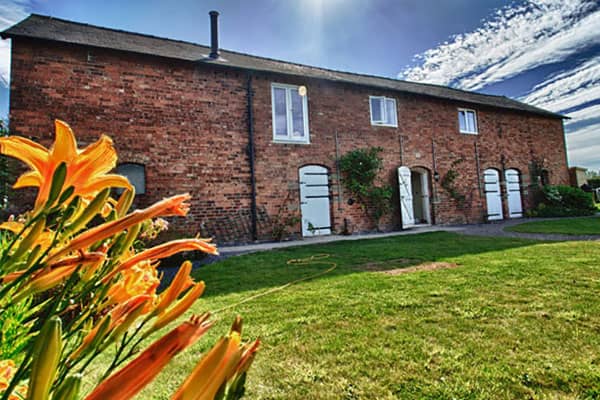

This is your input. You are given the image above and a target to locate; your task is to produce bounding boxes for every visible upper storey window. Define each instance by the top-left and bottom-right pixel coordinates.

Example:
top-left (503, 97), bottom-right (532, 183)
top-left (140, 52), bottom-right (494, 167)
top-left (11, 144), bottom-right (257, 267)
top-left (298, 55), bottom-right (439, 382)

top-left (369, 96), bottom-right (397, 127)
top-left (271, 83), bottom-right (309, 143)
top-left (458, 108), bottom-right (478, 134)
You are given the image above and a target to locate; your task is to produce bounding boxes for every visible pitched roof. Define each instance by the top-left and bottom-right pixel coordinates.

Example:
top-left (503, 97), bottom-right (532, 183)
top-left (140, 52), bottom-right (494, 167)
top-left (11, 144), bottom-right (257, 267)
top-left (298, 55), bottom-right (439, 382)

top-left (2, 14), bottom-right (565, 119)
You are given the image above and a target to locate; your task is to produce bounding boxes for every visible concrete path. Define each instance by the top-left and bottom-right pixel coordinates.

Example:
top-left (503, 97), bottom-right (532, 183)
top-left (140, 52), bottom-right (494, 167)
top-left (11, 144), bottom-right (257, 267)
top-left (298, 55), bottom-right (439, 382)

top-left (216, 216), bottom-right (600, 257)
top-left (218, 224), bottom-right (461, 256)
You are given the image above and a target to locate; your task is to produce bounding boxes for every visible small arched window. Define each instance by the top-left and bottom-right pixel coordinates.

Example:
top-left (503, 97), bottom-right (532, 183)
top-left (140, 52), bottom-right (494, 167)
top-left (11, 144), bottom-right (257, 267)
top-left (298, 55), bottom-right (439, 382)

top-left (116, 163), bottom-right (146, 195)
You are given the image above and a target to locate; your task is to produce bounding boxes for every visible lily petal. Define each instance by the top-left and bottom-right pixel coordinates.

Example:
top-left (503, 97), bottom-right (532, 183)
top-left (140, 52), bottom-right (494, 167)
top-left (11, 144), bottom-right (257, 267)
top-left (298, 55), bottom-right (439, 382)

top-left (80, 174), bottom-right (132, 194)
top-left (13, 171), bottom-right (42, 188)
top-left (51, 120), bottom-right (78, 162)
top-left (73, 134), bottom-right (118, 179)
top-left (0, 136), bottom-right (49, 173)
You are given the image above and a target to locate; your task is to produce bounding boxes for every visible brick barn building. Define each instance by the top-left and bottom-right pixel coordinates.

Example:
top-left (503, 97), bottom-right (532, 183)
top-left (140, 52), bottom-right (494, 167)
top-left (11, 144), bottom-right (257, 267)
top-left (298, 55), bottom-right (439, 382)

top-left (1, 13), bottom-right (569, 244)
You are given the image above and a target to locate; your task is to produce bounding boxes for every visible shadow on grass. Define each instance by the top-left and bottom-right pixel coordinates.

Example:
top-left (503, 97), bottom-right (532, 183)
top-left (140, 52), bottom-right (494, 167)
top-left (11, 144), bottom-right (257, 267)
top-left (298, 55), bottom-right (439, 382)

top-left (187, 231), bottom-right (542, 298)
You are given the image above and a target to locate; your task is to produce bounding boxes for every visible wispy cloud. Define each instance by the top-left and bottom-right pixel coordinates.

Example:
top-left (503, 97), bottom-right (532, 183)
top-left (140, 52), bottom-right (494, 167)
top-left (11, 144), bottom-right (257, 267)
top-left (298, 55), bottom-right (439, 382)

top-left (566, 103), bottom-right (600, 127)
top-left (522, 57), bottom-right (600, 112)
top-left (399, 0), bottom-right (600, 91)
top-left (399, 0), bottom-right (600, 170)
top-left (0, 0), bottom-right (29, 87)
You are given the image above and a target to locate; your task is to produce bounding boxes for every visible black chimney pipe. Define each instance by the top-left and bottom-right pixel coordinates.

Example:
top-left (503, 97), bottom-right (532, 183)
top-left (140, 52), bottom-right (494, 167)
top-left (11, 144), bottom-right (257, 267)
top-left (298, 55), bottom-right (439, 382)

top-left (209, 11), bottom-right (219, 59)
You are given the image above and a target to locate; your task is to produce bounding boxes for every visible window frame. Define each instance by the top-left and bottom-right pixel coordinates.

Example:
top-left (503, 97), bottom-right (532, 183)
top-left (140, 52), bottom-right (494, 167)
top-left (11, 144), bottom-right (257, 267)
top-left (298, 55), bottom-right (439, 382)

top-left (271, 83), bottom-right (310, 144)
top-left (458, 108), bottom-right (478, 134)
top-left (369, 96), bottom-right (398, 127)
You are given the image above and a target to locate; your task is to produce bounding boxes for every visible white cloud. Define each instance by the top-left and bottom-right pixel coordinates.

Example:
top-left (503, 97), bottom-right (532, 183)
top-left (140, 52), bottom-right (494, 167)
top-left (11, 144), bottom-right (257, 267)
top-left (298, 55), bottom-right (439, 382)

top-left (566, 103), bottom-right (600, 124)
top-left (398, 0), bottom-right (600, 91)
top-left (522, 57), bottom-right (600, 112)
top-left (0, 0), bottom-right (29, 87)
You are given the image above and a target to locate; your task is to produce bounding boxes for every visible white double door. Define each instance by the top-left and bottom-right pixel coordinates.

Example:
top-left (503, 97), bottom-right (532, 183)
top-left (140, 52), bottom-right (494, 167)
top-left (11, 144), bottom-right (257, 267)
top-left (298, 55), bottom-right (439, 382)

top-left (484, 168), bottom-right (523, 221)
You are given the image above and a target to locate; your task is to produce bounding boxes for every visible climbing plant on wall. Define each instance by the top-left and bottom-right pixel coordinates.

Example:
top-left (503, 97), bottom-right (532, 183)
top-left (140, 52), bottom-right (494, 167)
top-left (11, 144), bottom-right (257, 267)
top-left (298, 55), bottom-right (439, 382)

top-left (440, 158), bottom-right (466, 205)
top-left (339, 147), bottom-right (392, 229)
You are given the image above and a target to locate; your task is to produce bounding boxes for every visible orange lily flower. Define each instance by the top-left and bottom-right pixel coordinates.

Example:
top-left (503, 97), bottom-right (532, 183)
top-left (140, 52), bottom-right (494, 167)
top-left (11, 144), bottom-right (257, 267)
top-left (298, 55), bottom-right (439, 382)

top-left (0, 360), bottom-right (16, 392)
top-left (106, 260), bottom-right (160, 307)
top-left (0, 360), bottom-right (28, 400)
top-left (0, 120), bottom-right (131, 209)
top-left (85, 314), bottom-right (212, 400)
top-left (46, 194), bottom-right (192, 263)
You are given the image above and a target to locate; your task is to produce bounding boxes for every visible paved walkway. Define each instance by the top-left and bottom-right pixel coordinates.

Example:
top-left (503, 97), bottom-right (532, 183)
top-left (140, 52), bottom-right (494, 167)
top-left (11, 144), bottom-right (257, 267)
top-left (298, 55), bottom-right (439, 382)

top-left (218, 217), bottom-right (599, 256)
top-left (453, 216), bottom-right (600, 242)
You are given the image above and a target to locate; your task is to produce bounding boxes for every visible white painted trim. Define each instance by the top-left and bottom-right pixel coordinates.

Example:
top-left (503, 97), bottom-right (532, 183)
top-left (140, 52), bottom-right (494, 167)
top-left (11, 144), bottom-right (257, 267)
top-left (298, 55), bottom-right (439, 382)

top-left (458, 108), bottom-right (478, 134)
top-left (369, 96), bottom-right (398, 127)
top-left (271, 83), bottom-right (310, 144)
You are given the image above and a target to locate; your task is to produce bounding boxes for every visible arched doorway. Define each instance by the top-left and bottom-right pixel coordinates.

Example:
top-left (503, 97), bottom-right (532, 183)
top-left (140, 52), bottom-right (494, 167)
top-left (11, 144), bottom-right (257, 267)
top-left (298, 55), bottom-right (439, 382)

top-left (398, 166), bottom-right (432, 228)
top-left (484, 168), bottom-right (503, 221)
top-left (299, 165), bottom-right (331, 237)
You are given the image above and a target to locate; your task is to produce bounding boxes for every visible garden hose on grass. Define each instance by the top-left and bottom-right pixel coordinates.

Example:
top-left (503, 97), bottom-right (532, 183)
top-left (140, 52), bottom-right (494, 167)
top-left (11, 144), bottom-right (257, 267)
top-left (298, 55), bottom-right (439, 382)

top-left (212, 254), bottom-right (337, 315)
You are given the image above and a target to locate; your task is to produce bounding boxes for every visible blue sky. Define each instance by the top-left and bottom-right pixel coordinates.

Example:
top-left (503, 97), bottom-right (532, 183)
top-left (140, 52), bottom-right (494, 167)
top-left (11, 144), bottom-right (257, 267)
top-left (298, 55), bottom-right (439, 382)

top-left (1, 0), bottom-right (599, 170)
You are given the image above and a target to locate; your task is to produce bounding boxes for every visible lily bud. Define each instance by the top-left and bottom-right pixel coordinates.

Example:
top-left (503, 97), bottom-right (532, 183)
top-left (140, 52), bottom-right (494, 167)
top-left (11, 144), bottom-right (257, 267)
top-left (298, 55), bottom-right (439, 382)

top-left (152, 282), bottom-right (206, 332)
top-left (28, 316), bottom-right (62, 400)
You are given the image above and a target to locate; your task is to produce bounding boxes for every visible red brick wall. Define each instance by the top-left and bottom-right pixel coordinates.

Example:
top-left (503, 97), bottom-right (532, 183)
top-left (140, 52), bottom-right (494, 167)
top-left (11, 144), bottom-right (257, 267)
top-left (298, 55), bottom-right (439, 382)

top-left (8, 38), bottom-right (570, 243)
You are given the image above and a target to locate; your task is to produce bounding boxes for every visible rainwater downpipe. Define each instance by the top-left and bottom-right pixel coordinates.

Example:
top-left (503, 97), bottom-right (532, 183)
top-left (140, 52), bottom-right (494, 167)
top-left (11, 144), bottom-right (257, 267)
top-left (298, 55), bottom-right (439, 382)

top-left (246, 73), bottom-right (258, 241)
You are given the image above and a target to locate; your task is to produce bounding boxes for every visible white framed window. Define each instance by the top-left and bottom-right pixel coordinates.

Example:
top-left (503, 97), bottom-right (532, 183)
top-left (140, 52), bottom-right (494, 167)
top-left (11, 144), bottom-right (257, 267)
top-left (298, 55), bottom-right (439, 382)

top-left (369, 96), bottom-right (397, 127)
top-left (458, 108), bottom-right (478, 134)
top-left (271, 83), bottom-right (310, 143)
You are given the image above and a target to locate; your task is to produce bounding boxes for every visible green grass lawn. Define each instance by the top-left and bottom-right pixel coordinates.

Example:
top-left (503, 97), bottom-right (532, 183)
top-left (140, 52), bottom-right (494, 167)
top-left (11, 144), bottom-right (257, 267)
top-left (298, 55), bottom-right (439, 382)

top-left (506, 216), bottom-right (600, 235)
top-left (101, 232), bottom-right (600, 399)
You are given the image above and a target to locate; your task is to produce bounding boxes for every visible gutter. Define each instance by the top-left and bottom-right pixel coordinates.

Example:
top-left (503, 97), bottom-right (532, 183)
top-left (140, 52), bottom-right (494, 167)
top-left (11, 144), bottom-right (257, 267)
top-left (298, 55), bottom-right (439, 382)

top-left (246, 73), bottom-right (258, 241)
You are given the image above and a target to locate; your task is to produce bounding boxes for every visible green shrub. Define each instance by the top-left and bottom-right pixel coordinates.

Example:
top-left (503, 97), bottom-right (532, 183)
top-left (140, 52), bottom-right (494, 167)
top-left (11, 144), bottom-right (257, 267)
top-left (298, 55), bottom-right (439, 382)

top-left (530, 185), bottom-right (596, 217)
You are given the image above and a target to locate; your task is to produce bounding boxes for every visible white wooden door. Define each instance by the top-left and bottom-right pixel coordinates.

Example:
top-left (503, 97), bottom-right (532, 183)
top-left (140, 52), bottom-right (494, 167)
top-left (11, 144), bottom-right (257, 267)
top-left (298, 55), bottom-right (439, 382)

top-left (299, 165), bottom-right (331, 236)
top-left (398, 166), bottom-right (415, 228)
top-left (484, 169), bottom-right (503, 221)
top-left (505, 169), bottom-right (523, 218)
